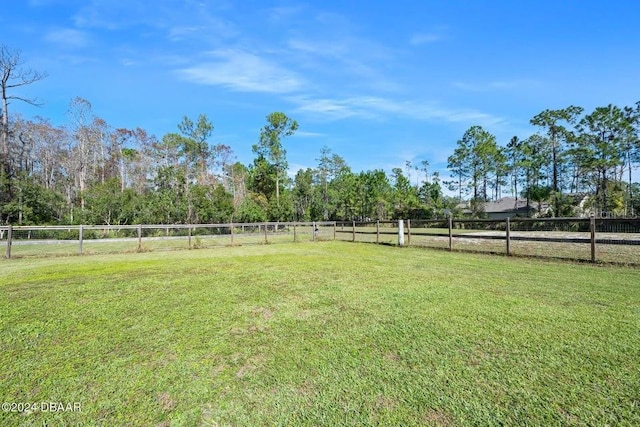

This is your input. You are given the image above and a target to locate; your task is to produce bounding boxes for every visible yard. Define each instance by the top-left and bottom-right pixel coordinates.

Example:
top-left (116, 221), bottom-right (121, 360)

top-left (1, 241), bottom-right (639, 426)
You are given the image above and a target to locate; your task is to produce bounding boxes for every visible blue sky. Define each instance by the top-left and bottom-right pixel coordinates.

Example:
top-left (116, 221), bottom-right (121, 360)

top-left (2, 0), bottom-right (639, 183)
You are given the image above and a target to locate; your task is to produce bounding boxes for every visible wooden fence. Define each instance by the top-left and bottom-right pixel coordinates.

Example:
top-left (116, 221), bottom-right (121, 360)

top-left (2, 218), bottom-right (639, 264)
top-left (334, 218), bottom-right (640, 265)
top-left (0, 222), bottom-right (337, 259)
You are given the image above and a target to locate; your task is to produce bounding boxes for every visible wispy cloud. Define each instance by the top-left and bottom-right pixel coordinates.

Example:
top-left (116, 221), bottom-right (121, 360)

top-left (291, 95), bottom-right (505, 128)
top-left (410, 32), bottom-right (444, 46)
top-left (287, 162), bottom-right (312, 179)
top-left (44, 28), bottom-right (91, 49)
top-left (73, 0), bottom-right (147, 29)
top-left (268, 6), bottom-right (305, 23)
top-left (294, 130), bottom-right (325, 138)
top-left (178, 49), bottom-right (305, 94)
top-left (289, 96), bottom-right (377, 120)
top-left (167, 25), bottom-right (203, 41)
top-left (286, 36), bottom-right (401, 93)
top-left (166, 15), bottom-right (237, 42)
top-left (452, 79), bottom-right (541, 92)
top-left (73, 0), bottom-right (235, 38)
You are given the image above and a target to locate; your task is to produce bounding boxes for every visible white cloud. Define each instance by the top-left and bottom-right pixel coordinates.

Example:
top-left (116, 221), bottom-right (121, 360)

top-left (269, 6), bottom-right (305, 22)
top-left (287, 38), bottom-right (350, 58)
top-left (290, 96), bottom-right (377, 120)
top-left (294, 130), bottom-right (325, 138)
top-left (287, 163), bottom-right (312, 179)
top-left (178, 49), bottom-right (305, 94)
top-left (167, 25), bottom-right (203, 41)
top-left (44, 28), bottom-right (91, 49)
top-left (452, 79), bottom-right (541, 92)
top-left (166, 17), bottom-right (237, 42)
top-left (73, 0), bottom-right (236, 38)
top-left (286, 35), bottom-right (400, 93)
top-left (291, 95), bottom-right (505, 128)
top-left (410, 32), bottom-right (444, 46)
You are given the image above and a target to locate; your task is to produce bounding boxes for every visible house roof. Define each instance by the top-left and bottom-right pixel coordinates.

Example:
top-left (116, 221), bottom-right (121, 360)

top-left (457, 197), bottom-right (551, 214)
top-left (484, 197), bottom-right (535, 213)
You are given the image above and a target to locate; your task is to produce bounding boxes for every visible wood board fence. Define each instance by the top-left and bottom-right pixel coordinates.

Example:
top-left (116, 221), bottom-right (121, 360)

top-left (334, 217), bottom-right (640, 265)
top-left (2, 218), bottom-right (639, 264)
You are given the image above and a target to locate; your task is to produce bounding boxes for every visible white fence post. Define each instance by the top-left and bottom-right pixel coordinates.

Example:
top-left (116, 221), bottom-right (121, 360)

top-left (78, 225), bottom-right (84, 255)
top-left (5, 225), bottom-right (12, 259)
top-left (398, 219), bottom-right (405, 246)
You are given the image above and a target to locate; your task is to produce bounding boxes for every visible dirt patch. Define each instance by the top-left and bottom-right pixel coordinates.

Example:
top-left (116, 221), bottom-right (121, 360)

top-left (375, 395), bottom-right (398, 411)
top-left (384, 351), bottom-right (401, 363)
top-left (248, 324), bottom-right (269, 334)
top-left (558, 407), bottom-right (580, 424)
top-left (211, 363), bottom-right (225, 376)
top-left (236, 354), bottom-right (266, 379)
top-left (252, 307), bottom-right (274, 320)
top-left (423, 408), bottom-right (455, 426)
top-left (297, 379), bottom-right (315, 396)
top-left (157, 391), bottom-right (176, 412)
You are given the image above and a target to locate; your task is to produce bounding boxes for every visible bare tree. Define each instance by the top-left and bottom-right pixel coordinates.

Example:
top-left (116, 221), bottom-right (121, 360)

top-left (67, 97), bottom-right (109, 210)
top-left (1, 44), bottom-right (47, 180)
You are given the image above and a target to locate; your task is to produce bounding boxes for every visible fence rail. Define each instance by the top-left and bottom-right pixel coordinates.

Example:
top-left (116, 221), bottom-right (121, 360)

top-left (332, 218), bottom-right (640, 265)
top-left (0, 221), bottom-right (336, 259)
top-left (2, 218), bottom-right (639, 264)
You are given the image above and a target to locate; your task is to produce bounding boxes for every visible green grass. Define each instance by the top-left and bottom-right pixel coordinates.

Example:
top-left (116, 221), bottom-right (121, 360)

top-left (1, 242), bottom-right (639, 426)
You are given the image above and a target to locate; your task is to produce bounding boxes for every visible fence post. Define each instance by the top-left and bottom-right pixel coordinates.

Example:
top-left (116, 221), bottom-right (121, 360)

top-left (188, 225), bottom-right (192, 249)
top-left (398, 220), bottom-right (405, 246)
top-left (264, 222), bottom-right (268, 244)
top-left (448, 217), bottom-right (453, 251)
top-left (407, 219), bottom-right (411, 246)
top-left (590, 216), bottom-right (596, 263)
top-left (137, 224), bottom-right (142, 251)
top-left (505, 217), bottom-right (511, 256)
top-left (376, 220), bottom-right (380, 244)
top-left (333, 222), bottom-right (336, 240)
top-left (5, 225), bottom-right (12, 259)
top-left (78, 225), bottom-right (84, 255)
top-left (230, 222), bottom-right (234, 245)
top-left (352, 221), bottom-right (356, 242)
top-left (312, 221), bottom-right (317, 242)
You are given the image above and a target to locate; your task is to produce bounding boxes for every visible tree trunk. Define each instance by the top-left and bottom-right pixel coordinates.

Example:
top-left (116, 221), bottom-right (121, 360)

top-left (275, 169), bottom-right (280, 204)
top-left (1, 87), bottom-right (10, 181)
top-left (551, 136), bottom-right (559, 217)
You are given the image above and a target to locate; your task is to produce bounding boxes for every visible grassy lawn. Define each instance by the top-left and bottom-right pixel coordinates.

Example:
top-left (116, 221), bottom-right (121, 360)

top-left (1, 242), bottom-right (639, 426)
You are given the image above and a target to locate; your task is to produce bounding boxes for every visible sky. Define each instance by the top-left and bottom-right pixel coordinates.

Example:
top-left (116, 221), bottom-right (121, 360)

top-left (2, 0), bottom-right (639, 183)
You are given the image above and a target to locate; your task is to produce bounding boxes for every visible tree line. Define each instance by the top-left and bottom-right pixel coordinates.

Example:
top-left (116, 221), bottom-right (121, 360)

top-left (1, 44), bottom-right (640, 225)
top-left (449, 105), bottom-right (640, 217)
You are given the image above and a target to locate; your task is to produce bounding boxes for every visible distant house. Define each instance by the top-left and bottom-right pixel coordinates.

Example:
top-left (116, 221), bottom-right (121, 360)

top-left (458, 197), bottom-right (548, 219)
top-left (484, 197), bottom-right (541, 219)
